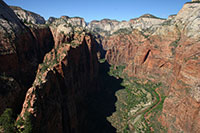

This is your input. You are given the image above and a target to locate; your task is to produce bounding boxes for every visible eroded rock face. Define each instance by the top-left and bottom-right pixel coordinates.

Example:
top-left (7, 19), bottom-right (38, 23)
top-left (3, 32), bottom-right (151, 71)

top-left (1, 1), bottom-right (104, 132)
top-left (46, 13), bottom-right (165, 37)
top-left (102, 2), bottom-right (200, 132)
top-left (192, 0), bottom-right (200, 2)
top-left (0, 0), bottom-right (54, 115)
top-left (46, 16), bottom-right (86, 28)
top-left (0, 1), bottom-right (25, 55)
top-left (174, 2), bottom-right (200, 39)
top-left (20, 28), bottom-right (100, 132)
top-left (10, 6), bottom-right (45, 24)
top-left (87, 14), bottom-right (165, 36)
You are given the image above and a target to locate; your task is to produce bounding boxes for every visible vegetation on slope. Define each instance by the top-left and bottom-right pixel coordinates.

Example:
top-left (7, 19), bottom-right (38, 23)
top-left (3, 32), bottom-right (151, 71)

top-left (0, 108), bottom-right (15, 133)
top-left (112, 29), bottom-right (132, 35)
top-left (0, 108), bottom-right (33, 133)
top-left (107, 64), bottom-right (167, 132)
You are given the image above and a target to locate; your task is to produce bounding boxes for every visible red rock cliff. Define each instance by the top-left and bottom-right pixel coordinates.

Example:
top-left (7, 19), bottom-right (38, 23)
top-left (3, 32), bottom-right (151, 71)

top-left (102, 2), bottom-right (200, 132)
top-left (0, 0), bottom-right (54, 115)
top-left (19, 27), bottom-right (100, 132)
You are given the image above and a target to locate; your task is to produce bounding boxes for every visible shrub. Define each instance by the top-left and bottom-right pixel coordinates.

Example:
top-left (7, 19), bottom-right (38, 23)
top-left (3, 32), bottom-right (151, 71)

top-left (16, 111), bottom-right (33, 133)
top-left (0, 108), bottom-right (15, 133)
top-left (113, 28), bottom-right (132, 35)
top-left (98, 58), bottom-right (106, 63)
top-left (60, 31), bottom-right (65, 34)
top-left (108, 65), bottom-right (126, 77)
top-left (169, 39), bottom-right (179, 48)
top-left (161, 20), bottom-right (172, 26)
top-left (40, 63), bottom-right (49, 73)
top-left (0, 108), bottom-right (33, 133)
top-left (23, 111), bottom-right (33, 133)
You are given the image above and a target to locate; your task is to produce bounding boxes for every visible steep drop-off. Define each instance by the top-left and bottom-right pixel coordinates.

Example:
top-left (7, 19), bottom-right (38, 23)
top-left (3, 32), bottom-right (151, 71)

top-left (0, 0), bottom-right (54, 116)
top-left (102, 2), bottom-right (200, 132)
top-left (0, 1), bottom-right (121, 132)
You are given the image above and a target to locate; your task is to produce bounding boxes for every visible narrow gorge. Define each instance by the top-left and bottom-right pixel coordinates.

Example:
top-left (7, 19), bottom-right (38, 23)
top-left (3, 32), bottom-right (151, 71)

top-left (0, 0), bottom-right (200, 132)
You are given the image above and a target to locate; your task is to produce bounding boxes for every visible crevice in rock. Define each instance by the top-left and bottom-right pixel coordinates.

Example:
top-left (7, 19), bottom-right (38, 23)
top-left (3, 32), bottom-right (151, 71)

top-left (159, 63), bottom-right (165, 68)
top-left (142, 49), bottom-right (151, 64)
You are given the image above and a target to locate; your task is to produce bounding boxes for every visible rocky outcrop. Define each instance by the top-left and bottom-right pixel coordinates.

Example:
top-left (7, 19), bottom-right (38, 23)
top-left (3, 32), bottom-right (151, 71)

top-left (192, 0), bottom-right (200, 2)
top-left (1, 1), bottom-right (116, 132)
top-left (129, 14), bottom-right (166, 31)
top-left (87, 14), bottom-right (165, 36)
top-left (46, 16), bottom-right (86, 28)
top-left (102, 29), bottom-right (146, 65)
top-left (18, 21), bottom-right (102, 132)
top-left (87, 19), bottom-right (121, 36)
top-left (46, 13), bottom-right (165, 37)
top-left (102, 1), bottom-right (200, 132)
top-left (174, 2), bottom-right (200, 39)
top-left (10, 6), bottom-right (45, 24)
top-left (0, 0), bottom-right (54, 115)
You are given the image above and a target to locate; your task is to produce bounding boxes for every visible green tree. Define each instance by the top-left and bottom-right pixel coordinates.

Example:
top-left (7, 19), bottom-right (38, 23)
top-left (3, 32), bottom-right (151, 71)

top-left (0, 108), bottom-right (15, 133)
top-left (15, 111), bottom-right (33, 133)
top-left (23, 111), bottom-right (33, 133)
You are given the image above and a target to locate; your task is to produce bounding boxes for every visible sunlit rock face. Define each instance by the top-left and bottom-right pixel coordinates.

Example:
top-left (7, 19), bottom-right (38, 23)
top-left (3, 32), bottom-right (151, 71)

top-left (87, 14), bottom-right (165, 36)
top-left (100, 1), bottom-right (200, 132)
top-left (46, 15), bottom-right (87, 28)
top-left (192, 0), bottom-right (200, 2)
top-left (10, 6), bottom-right (45, 24)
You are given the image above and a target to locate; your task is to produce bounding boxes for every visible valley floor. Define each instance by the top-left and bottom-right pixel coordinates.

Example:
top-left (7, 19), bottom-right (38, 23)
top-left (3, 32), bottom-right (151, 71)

top-left (106, 64), bottom-right (167, 133)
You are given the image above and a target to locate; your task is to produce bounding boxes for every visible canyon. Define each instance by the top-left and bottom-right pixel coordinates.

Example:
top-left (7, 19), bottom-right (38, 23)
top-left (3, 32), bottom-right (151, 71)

top-left (0, 0), bottom-right (200, 132)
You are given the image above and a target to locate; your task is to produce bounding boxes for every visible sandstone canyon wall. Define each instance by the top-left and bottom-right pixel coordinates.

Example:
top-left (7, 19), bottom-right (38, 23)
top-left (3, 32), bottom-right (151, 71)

top-left (0, 0), bottom-right (101, 132)
top-left (0, 0), bottom-right (54, 116)
top-left (102, 2), bottom-right (200, 132)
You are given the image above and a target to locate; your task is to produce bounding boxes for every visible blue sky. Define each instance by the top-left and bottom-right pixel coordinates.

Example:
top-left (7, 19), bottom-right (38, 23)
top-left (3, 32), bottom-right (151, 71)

top-left (4, 0), bottom-right (189, 22)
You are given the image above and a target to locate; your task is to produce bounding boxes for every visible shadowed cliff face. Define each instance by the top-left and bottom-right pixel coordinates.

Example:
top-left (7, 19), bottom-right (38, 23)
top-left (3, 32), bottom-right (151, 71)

top-left (84, 61), bottom-right (124, 133)
top-left (0, 2), bottom-right (124, 131)
top-left (18, 25), bottom-right (124, 132)
top-left (0, 0), bottom-right (54, 116)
